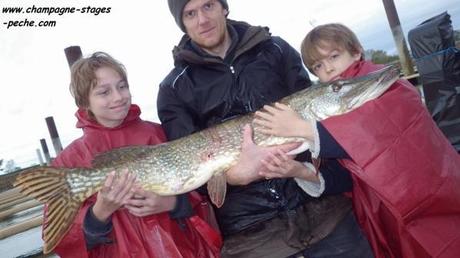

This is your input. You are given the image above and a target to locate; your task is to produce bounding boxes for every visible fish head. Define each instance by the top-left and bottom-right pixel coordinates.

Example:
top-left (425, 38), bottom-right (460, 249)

top-left (340, 65), bottom-right (400, 110)
top-left (307, 65), bottom-right (400, 120)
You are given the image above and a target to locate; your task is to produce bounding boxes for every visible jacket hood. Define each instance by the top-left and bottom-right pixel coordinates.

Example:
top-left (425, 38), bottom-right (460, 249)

top-left (339, 60), bottom-right (385, 80)
top-left (75, 104), bottom-right (142, 130)
top-left (172, 19), bottom-right (271, 65)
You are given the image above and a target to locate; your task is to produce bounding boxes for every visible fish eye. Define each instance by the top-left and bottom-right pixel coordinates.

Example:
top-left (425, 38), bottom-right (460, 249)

top-left (331, 81), bottom-right (343, 92)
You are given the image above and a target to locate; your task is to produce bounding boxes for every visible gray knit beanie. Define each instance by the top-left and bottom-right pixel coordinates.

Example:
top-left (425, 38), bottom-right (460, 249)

top-left (168, 0), bottom-right (229, 32)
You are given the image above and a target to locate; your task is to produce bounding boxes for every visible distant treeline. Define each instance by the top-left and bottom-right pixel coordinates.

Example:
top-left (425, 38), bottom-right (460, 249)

top-left (365, 49), bottom-right (400, 65)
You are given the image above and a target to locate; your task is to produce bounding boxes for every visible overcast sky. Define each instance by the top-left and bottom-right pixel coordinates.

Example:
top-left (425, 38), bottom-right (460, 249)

top-left (1, 0), bottom-right (459, 170)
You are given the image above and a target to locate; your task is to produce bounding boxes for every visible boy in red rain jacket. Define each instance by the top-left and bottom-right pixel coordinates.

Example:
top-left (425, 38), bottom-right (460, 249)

top-left (255, 23), bottom-right (460, 258)
top-left (48, 52), bottom-right (221, 258)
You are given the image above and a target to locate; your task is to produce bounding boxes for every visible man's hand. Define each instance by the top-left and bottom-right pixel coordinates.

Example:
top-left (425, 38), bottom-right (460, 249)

top-left (226, 124), bottom-right (300, 185)
top-left (260, 149), bottom-right (320, 183)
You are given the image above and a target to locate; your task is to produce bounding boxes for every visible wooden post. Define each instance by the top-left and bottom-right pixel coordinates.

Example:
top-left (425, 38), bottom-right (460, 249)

top-left (45, 116), bottom-right (63, 155)
top-left (64, 46), bottom-right (82, 68)
top-left (382, 0), bottom-right (415, 76)
top-left (0, 188), bottom-right (22, 206)
top-left (0, 200), bottom-right (42, 220)
top-left (36, 149), bottom-right (44, 165)
top-left (0, 215), bottom-right (43, 239)
top-left (0, 195), bottom-right (33, 211)
top-left (40, 139), bottom-right (51, 164)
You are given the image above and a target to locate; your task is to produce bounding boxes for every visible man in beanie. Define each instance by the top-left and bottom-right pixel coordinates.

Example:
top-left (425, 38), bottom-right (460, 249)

top-left (158, 1), bottom-right (374, 257)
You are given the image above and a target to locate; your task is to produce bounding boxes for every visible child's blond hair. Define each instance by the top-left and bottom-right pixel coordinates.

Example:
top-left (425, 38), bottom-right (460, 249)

top-left (301, 23), bottom-right (363, 73)
top-left (69, 52), bottom-right (128, 108)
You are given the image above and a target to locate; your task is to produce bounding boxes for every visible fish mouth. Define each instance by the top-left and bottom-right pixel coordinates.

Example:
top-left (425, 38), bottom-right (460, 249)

top-left (329, 75), bottom-right (342, 82)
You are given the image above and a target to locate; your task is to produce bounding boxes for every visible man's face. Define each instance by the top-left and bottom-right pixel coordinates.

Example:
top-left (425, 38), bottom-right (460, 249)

top-left (182, 0), bottom-right (228, 53)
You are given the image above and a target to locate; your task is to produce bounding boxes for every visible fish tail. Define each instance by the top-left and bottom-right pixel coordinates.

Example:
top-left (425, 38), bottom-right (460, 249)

top-left (14, 166), bottom-right (81, 254)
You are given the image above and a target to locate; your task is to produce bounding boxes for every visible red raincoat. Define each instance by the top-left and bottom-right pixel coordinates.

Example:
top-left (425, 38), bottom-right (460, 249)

top-left (48, 105), bottom-right (221, 258)
top-left (322, 61), bottom-right (460, 258)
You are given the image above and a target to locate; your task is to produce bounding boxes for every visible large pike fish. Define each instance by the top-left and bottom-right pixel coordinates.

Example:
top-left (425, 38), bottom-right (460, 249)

top-left (14, 65), bottom-right (399, 253)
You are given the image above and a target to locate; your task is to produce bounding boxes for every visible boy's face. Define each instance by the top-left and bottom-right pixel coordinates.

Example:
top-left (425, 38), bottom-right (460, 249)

top-left (311, 43), bottom-right (361, 83)
top-left (88, 66), bottom-right (131, 128)
top-left (182, 0), bottom-right (228, 53)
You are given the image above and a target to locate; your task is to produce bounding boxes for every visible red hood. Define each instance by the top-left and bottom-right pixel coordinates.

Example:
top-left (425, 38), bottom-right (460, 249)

top-left (338, 60), bottom-right (385, 80)
top-left (75, 104), bottom-right (142, 130)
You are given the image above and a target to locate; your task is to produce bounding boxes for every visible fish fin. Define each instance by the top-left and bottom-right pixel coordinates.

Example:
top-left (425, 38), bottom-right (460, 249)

top-left (92, 145), bottom-right (157, 168)
top-left (14, 166), bottom-right (81, 254)
top-left (207, 172), bottom-right (227, 208)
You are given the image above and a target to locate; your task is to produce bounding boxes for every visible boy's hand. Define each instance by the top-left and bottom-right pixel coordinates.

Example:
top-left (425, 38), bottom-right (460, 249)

top-left (92, 169), bottom-right (136, 222)
top-left (254, 102), bottom-right (313, 140)
top-left (259, 149), bottom-right (320, 183)
top-left (226, 124), bottom-right (300, 185)
top-left (124, 186), bottom-right (176, 217)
